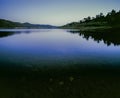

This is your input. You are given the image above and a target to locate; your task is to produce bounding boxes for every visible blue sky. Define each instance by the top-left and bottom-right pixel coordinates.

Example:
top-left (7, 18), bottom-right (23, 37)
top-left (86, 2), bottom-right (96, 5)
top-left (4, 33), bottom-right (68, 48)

top-left (0, 0), bottom-right (120, 26)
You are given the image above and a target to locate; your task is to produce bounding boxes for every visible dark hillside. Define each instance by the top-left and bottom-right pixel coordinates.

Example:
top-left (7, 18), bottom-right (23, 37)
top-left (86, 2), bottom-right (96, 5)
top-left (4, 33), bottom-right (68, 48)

top-left (62, 10), bottom-right (120, 31)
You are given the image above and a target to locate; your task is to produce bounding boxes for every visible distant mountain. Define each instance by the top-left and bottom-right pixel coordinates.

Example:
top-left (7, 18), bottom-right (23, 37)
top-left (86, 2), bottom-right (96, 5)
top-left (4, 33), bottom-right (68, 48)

top-left (0, 19), bottom-right (57, 29)
top-left (22, 22), bottom-right (57, 29)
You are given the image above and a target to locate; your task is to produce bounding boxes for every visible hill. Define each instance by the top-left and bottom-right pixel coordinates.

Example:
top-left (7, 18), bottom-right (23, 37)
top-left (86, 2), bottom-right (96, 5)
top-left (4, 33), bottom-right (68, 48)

top-left (61, 10), bottom-right (120, 31)
top-left (0, 19), bottom-right (57, 29)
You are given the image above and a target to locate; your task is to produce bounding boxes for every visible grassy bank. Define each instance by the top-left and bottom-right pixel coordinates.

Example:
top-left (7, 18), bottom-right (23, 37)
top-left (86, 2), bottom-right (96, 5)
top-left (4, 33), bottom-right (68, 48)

top-left (76, 26), bottom-right (111, 32)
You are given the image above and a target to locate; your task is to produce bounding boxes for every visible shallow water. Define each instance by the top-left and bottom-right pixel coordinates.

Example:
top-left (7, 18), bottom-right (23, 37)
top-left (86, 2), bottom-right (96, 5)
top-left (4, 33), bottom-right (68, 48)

top-left (0, 29), bottom-right (120, 67)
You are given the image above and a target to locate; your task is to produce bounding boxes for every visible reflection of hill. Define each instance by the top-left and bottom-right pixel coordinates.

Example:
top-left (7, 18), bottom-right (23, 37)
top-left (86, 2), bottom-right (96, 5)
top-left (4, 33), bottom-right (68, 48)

top-left (0, 31), bottom-right (15, 38)
top-left (0, 30), bottom-right (32, 38)
top-left (70, 29), bottom-right (120, 46)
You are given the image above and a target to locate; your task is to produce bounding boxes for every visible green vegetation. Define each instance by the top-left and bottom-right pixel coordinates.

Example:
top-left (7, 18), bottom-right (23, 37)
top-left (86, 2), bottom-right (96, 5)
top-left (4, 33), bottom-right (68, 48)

top-left (62, 10), bottom-right (120, 31)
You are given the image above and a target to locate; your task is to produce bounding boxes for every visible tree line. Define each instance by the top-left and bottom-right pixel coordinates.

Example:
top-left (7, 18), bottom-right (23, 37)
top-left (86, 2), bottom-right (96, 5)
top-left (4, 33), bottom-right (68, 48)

top-left (62, 10), bottom-right (120, 29)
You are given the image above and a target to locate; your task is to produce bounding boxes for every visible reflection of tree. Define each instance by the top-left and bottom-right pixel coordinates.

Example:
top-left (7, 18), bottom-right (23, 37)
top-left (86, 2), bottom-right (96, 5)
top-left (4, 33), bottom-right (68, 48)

top-left (69, 29), bottom-right (120, 46)
top-left (0, 32), bottom-right (15, 38)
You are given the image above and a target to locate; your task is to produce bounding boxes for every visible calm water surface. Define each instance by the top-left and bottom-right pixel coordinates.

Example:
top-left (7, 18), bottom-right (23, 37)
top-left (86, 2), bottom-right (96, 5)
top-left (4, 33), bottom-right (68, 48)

top-left (0, 29), bottom-right (120, 67)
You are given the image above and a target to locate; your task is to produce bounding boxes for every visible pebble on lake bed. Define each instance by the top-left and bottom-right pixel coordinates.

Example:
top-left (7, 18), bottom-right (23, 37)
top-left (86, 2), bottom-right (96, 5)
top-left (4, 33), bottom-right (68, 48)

top-left (59, 81), bottom-right (64, 85)
top-left (69, 76), bottom-right (74, 82)
top-left (49, 78), bottom-right (53, 82)
top-left (49, 87), bottom-right (54, 92)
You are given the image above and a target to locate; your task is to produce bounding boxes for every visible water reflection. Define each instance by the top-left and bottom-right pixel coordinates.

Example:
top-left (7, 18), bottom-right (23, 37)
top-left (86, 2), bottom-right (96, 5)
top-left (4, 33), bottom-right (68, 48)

top-left (0, 29), bottom-right (52, 38)
top-left (0, 31), bottom-right (31, 38)
top-left (69, 29), bottom-right (120, 46)
top-left (0, 31), bottom-right (15, 38)
top-left (0, 29), bottom-right (120, 67)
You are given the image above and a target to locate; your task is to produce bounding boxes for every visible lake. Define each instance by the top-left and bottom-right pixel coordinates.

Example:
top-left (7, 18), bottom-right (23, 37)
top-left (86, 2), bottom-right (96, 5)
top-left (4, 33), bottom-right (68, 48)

top-left (0, 29), bottom-right (120, 68)
top-left (1, 29), bottom-right (120, 97)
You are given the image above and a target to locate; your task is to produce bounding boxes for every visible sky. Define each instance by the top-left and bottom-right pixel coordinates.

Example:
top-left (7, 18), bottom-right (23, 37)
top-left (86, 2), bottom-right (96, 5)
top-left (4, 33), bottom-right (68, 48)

top-left (0, 0), bottom-right (120, 26)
